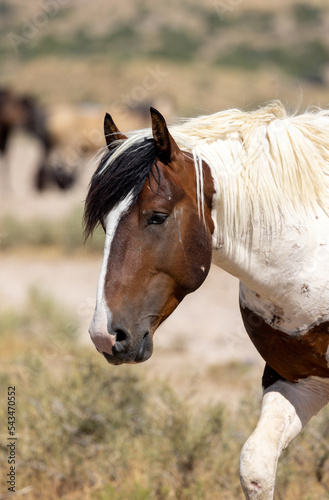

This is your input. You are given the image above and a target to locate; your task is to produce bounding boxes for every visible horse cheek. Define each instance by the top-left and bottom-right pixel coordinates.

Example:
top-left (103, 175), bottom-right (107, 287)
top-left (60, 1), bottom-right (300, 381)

top-left (176, 223), bottom-right (212, 295)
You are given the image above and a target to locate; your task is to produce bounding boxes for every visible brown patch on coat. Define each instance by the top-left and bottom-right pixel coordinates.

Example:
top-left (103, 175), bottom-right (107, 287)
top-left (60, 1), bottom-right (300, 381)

top-left (240, 304), bottom-right (329, 383)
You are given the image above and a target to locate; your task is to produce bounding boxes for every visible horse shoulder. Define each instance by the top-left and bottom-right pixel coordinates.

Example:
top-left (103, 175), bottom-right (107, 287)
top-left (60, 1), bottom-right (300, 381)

top-left (239, 299), bottom-right (329, 382)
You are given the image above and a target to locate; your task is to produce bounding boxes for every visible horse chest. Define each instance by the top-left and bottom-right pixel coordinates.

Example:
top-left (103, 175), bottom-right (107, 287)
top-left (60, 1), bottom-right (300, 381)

top-left (240, 302), bottom-right (329, 382)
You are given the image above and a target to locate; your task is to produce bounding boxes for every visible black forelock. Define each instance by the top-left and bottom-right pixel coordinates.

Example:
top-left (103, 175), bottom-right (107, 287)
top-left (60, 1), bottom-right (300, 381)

top-left (83, 138), bottom-right (157, 238)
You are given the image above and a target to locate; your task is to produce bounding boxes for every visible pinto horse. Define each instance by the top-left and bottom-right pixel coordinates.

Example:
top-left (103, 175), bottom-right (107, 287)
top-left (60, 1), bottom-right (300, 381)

top-left (84, 102), bottom-right (329, 499)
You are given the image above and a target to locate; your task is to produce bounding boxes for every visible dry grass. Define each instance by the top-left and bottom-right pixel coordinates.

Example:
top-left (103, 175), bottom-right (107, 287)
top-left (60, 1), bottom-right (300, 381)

top-left (0, 291), bottom-right (329, 499)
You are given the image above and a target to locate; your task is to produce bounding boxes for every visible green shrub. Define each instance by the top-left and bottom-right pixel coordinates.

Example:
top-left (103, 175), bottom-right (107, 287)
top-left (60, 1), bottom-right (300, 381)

top-left (150, 27), bottom-right (201, 61)
top-left (215, 41), bottom-right (329, 82)
top-left (293, 4), bottom-right (322, 25)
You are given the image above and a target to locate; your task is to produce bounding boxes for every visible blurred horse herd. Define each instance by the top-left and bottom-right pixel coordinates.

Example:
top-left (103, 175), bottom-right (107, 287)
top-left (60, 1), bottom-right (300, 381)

top-left (0, 88), bottom-right (165, 197)
top-left (0, 88), bottom-right (75, 193)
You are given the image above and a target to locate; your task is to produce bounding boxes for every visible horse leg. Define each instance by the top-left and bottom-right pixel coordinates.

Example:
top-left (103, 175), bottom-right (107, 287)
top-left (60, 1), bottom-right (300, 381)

top-left (239, 364), bottom-right (329, 500)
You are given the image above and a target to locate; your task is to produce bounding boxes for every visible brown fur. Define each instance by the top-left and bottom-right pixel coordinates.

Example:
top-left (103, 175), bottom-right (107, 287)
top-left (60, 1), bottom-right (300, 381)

top-left (103, 154), bottom-right (215, 363)
top-left (240, 304), bottom-right (329, 383)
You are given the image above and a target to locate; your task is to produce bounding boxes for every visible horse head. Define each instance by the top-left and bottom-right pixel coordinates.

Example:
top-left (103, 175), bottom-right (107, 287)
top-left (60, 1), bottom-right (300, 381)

top-left (84, 108), bottom-right (215, 364)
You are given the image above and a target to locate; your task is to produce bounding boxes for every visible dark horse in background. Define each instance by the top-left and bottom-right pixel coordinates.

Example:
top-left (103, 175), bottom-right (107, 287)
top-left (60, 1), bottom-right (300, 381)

top-left (0, 88), bottom-right (75, 193)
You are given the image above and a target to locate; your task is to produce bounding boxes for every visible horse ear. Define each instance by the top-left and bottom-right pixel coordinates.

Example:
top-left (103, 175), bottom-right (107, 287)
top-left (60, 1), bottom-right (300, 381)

top-left (104, 113), bottom-right (127, 150)
top-left (150, 107), bottom-right (180, 164)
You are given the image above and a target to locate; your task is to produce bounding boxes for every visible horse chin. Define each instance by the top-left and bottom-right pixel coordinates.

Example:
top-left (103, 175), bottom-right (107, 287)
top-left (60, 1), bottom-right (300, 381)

top-left (102, 352), bottom-right (124, 365)
top-left (134, 332), bottom-right (153, 363)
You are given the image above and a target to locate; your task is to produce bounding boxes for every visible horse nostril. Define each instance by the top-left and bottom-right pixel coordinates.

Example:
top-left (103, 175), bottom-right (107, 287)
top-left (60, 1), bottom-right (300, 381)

top-left (115, 328), bottom-right (129, 344)
top-left (112, 328), bottom-right (130, 356)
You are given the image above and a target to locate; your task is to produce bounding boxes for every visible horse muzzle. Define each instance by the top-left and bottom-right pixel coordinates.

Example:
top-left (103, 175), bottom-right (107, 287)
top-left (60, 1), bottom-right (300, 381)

top-left (105, 330), bottom-right (153, 364)
top-left (102, 332), bottom-right (153, 365)
top-left (90, 323), bottom-right (153, 365)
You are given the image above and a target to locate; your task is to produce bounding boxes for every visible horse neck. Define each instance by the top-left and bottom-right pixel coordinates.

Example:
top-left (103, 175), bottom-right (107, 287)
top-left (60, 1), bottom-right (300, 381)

top-left (20, 100), bottom-right (52, 153)
top-left (34, 127), bottom-right (52, 153)
top-left (210, 182), bottom-right (329, 302)
top-left (205, 149), bottom-right (325, 291)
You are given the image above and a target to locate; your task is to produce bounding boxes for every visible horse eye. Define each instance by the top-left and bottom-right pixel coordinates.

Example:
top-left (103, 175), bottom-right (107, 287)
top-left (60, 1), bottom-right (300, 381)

top-left (147, 213), bottom-right (168, 225)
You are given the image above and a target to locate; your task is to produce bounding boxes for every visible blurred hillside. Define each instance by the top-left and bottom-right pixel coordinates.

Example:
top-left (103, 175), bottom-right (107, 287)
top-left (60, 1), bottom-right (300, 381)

top-left (1, 0), bottom-right (329, 117)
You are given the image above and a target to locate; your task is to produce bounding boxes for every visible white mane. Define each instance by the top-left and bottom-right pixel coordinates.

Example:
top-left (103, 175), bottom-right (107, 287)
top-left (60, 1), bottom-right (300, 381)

top-left (103, 101), bottom-right (329, 244)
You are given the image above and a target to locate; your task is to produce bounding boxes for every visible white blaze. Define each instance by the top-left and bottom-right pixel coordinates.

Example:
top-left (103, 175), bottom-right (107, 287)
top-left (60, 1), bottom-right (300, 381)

top-left (89, 193), bottom-right (134, 354)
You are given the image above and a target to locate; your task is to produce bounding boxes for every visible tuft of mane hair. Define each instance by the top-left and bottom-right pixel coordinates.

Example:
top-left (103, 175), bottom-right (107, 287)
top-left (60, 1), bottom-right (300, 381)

top-left (84, 138), bottom-right (157, 238)
top-left (84, 101), bottom-right (329, 244)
